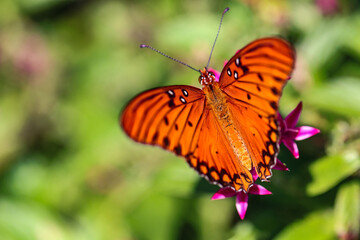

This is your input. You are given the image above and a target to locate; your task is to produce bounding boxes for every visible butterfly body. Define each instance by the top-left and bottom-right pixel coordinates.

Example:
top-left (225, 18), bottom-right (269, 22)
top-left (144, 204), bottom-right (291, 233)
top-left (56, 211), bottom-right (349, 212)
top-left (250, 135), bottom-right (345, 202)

top-left (200, 68), bottom-right (253, 174)
top-left (121, 38), bottom-right (295, 192)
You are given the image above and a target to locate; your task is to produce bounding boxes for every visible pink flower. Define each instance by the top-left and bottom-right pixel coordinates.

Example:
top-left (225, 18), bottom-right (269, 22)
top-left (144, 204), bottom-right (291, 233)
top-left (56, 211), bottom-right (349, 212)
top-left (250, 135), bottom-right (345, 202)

top-left (13, 34), bottom-right (52, 79)
top-left (273, 158), bottom-right (289, 171)
top-left (316, 0), bottom-right (338, 16)
top-left (211, 160), bottom-right (288, 220)
top-left (278, 102), bottom-right (320, 159)
top-left (211, 169), bottom-right (271, 220)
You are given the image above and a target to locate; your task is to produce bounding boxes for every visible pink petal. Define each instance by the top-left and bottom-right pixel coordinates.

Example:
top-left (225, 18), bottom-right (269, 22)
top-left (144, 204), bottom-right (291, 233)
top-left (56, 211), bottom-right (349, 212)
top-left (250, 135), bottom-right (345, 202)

top-left (250, 168), bottom-right (258, 181)
top-left (211, 187), bottom-right (236, 200)
top-left (248, 184), bottom-right (272, 195)
top-left (278, 113), bottom-right (286, 133)
top-left (273, 159), bottom-right (289, 171)
top-left (283, 139), bottom-right (299, 159)
top-left (285, 102), bottom-right (302, 129)
top-left (236, 192), bottom-right (248, 220)
top-left (295, 126), bottom-right (320, 141)
top-left (208, 68), bottom-right (220, 82)
top-left (223, 60), bottom-right (228, 66)
top-left (281, 128), bottom-right (299, 143)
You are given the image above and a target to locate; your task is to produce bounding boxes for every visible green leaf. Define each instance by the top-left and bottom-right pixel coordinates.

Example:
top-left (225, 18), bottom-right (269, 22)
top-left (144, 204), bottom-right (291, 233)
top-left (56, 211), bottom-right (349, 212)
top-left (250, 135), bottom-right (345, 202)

top-left (307, 152), bottom-right (360, 196)
top-left (127, 193), bottom-right (178, 240)
top-left (0, 198), bottom-right (81, 240)
top-left (274, 210), bottom-right (336, 240)
top-left (197, 195), bottom-right (233, 240)
top-left (305, 78), bottom-right (360, 118)
top-left (153, 158), bottom-right (199, 197)
top-left (229, 222), bottom-right (258, 240)
top-left (334, 181), bottom-right (360, 238)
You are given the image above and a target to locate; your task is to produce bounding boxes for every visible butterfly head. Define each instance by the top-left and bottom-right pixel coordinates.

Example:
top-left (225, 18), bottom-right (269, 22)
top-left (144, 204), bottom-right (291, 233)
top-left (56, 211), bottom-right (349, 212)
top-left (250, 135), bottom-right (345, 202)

top-left (199, 68), bottom-right (216, 86)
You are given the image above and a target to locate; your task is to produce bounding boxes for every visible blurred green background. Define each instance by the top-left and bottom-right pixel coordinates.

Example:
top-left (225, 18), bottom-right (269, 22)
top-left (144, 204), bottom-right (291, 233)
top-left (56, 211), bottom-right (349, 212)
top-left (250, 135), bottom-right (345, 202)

top-left (0, 0), bottom-right (359, 239)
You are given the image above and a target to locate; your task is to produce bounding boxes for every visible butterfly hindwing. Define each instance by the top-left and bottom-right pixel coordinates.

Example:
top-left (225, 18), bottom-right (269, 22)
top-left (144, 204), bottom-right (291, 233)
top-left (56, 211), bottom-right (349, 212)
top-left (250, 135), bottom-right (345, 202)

top-left (186, 108), bottom-right (254, 192)
top-left (227, 99), bottom-right (279, 180)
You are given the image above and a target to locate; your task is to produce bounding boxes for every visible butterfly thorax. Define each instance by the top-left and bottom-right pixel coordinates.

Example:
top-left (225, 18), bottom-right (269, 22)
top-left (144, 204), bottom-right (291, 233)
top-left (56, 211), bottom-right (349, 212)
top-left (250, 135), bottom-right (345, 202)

top-left (199, 68), bottom-right (228, 118)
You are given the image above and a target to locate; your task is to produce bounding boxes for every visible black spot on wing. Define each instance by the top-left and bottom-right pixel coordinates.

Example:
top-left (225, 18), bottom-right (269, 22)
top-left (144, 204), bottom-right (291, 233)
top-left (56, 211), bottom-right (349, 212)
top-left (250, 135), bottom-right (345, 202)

top-left (174, 145), bottom-right (182, 155)
top-left (152, 132), bottom-right (158, 143)
top-left (168, 99), bottom-right (175, 107)
top-left (163, 137), bottom-right (170, 147)
top-left (241, 65), bottom-right (249, 74)
top-left (164, 116), bottom-right (169, 125)
top-left (271, 87), bottom-right (279, 95)
top-left (270, 101), bottom-right (277, 110)
top-left (258, 73), bottom-right (264, 82)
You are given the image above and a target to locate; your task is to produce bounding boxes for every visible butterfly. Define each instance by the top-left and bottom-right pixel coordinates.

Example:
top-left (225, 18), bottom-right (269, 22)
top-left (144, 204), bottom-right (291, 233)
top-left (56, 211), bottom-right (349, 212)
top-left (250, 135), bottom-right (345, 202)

top-left (121, 37), bottom-right (295, 192)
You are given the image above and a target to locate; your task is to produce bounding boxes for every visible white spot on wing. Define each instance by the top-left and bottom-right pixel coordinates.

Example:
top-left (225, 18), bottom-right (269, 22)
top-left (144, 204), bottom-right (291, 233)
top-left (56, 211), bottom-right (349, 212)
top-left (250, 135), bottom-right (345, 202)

top-left (168, 90), bottom-right (174, 96)
top-left (227, 69), bottom-right (231, 76)
top-left (180, 96), bottom-right (186, 103)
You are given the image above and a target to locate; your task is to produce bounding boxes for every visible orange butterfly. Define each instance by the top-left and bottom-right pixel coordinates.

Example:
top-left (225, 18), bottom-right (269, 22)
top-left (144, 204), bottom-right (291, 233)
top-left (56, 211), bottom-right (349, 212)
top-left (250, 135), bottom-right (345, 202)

top-left (121, 37), bottom-right (295, 193)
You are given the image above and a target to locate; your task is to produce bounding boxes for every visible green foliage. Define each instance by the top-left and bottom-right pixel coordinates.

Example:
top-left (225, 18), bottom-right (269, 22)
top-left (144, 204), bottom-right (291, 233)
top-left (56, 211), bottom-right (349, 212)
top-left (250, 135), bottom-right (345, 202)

top-left (307, 154), bottom-right (360, 196)
top-left (274, 210), bottom-right (336, 240)
top-left (0, 0), bottom-right (359, 239)
top-left (334, 181), bottom-right (360, 238)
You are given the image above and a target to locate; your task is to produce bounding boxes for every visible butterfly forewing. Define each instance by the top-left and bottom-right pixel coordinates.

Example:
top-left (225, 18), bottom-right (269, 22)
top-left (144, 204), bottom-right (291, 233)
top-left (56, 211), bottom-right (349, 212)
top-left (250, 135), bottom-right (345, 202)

top-left (219, 37), bottom-right (295, 180)
top-left (121, 85), bottom-right (206, 156)
top-left (220, 37), bottom-right (294, 90)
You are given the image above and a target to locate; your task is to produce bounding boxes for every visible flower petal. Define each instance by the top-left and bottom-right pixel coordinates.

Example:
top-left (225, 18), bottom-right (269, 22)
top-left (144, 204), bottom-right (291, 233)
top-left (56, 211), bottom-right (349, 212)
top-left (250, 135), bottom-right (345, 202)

top-left (273, 159), bottom-right (289, 171)
top-left (285, 102), bottom-right (302, 128)
top-left (248, 184), bottom-right (272, 195)
top-left (295, 126), bottom-right (320, 141)
top-left (236, 192), bottom-right (248, 220)
top-left (281, 128), bottom-right (299, 143)
top-left (250, 168), bottom-right (258, 181)
top-left (283, 139), bottom-right (300, 159)
top-left (278, 113), bottom-right (286, 133)
top-left (211, 187), bottom-right (236, 200)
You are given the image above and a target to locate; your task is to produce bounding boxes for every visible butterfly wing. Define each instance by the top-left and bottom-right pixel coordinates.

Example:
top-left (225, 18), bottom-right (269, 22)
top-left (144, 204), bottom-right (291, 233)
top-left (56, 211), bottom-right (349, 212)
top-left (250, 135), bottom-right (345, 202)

top-left (219, 37), bottom-right (295, 181)
top-left (121, 85), bottom-right (207, 158)
top-left (122, 84), bottom-right (254, 192)
top-left (185, 109), bottom-right (254, 192)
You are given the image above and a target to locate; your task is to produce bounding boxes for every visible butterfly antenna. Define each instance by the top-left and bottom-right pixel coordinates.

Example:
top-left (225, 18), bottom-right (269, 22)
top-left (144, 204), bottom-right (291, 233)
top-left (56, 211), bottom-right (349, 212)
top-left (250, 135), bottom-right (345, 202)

top-left (140, 44), bottom-right (200, 73)
top-left (206, 7), bottom-right (230, 69)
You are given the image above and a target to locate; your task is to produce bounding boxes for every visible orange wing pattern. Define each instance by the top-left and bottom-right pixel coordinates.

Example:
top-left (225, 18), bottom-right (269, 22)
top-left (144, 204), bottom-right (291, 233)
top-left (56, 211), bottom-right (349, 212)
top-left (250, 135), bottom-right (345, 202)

top-left (185, 108), bottom-right (254, 191)
top-left (121, 85), bottom-right (207, 158)
top-left (219, 37), bottom-right (295, 180)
